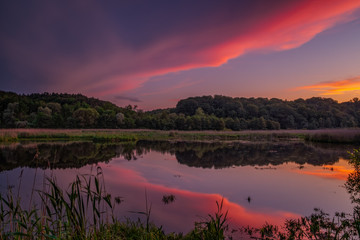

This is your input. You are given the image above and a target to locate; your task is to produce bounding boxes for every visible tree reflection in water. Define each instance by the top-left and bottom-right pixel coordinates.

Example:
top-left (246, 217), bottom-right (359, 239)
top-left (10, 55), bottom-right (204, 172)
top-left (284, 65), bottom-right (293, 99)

top-left (0, 140), bottom-right (353, 171)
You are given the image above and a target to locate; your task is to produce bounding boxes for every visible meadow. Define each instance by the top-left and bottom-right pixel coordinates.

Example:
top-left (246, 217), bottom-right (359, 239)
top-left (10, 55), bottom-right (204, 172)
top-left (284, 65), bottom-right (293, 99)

top-left (1, 128), bottom-right (360, 143)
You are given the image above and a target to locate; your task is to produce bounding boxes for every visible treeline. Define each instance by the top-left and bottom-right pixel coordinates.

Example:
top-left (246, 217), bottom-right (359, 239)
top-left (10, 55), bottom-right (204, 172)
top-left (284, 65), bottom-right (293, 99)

top-left (0, 91), bottom-right (135, 128)
top-left (1, 91), bottom-right (359, 130)
top-left (173, 95), bottom-right (360, 130)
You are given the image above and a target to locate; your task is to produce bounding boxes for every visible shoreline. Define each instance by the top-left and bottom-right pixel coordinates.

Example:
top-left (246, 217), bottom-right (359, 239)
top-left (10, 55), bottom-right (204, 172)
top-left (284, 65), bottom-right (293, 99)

top-left (0, 128), bottom-right (359, 143)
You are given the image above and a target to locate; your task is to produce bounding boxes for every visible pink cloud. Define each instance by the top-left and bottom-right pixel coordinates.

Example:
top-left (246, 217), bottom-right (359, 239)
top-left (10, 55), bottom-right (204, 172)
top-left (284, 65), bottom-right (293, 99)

top-left (92, 0), bottom-right (360, 96)
top-left (2, 1), bottom-right (360, 98)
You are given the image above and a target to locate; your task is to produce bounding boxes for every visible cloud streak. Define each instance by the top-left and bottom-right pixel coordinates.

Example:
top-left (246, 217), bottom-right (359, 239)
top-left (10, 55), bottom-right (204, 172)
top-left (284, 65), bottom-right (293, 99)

top-left (296, 76), bottom-right (360, 95)
top-left (114, 95), bottom-right (142, 103)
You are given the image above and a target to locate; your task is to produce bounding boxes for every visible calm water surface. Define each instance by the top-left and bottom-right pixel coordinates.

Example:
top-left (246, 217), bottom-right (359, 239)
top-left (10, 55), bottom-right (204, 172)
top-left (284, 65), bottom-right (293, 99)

top-left (0, 141), bottom-right (355, 234)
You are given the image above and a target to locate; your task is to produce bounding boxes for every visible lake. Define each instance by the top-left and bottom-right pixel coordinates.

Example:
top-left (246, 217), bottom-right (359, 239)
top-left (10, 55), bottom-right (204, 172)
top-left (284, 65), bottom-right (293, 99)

top-left (0, 140), bottom-right (355, 235)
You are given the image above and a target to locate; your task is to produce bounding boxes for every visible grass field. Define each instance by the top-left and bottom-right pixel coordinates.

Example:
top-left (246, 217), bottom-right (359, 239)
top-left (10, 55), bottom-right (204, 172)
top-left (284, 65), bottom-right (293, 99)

top-left (0, 128), bottom-right (359, 143)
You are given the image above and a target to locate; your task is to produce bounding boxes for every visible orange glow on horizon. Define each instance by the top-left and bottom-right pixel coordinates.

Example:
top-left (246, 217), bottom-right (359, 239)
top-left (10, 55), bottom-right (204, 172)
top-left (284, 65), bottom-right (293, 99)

top-left (296, 76), bottom-right (360, 96)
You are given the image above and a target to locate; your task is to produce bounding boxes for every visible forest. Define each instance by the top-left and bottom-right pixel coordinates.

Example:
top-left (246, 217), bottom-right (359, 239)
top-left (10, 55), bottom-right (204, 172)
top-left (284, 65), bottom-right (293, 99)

top-left (1, 91), bottom-right (359, 130)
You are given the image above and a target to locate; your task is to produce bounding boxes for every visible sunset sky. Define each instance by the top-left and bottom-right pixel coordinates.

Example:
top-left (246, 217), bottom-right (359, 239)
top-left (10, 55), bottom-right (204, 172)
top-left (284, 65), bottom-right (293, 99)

top-left (1, 1), bottom-right (360, 110)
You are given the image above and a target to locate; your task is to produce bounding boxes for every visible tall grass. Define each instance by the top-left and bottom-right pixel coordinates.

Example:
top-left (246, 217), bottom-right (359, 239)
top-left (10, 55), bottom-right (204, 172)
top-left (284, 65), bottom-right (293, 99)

top-left (0, 168), bottom-right (231, 239)
top-left (243, 209), bottom-right (359, 239)
top-left (188, 198), bottom-right (229, 240)
top-left (0, 167), bottom-right (119, 239)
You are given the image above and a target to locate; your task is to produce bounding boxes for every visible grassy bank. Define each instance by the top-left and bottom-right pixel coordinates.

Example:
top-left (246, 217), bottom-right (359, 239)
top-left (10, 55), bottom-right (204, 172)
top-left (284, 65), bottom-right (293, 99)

top-left (1, 128), bottom-right (360, 143)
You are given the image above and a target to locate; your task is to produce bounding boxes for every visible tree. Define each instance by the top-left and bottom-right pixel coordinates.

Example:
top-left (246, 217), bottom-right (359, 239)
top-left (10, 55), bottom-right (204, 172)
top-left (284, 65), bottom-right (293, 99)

top-left (96, 110), bottom-right (116, 128)
top-left (176, 99), bottom-right (199, 115)
top-left (266, 119), bottom-right (280, 130)
top-left (116, 113), bottom-right (125, 127)
top-left (47, 102), bottom-right (61, 114)
top-left (195, 107), bottom-right (205, 116)
top-left (72, 108), bottom-right (99, 128)
top-left (35, 106), bottom-right (53, 128)
top-left (246, 104), bottom-right (259, 118)
top-left (2, 102), bottom-right (19, 127)
top-left (248, 117), bottom-right (266, 130)
top-left (176, 114), bottom-right (186, 130)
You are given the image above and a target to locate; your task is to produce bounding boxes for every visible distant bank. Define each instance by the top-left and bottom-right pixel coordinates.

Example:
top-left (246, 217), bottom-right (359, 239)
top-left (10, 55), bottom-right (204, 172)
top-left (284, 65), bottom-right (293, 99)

top-left (1, 128), bottom-right (359, 144)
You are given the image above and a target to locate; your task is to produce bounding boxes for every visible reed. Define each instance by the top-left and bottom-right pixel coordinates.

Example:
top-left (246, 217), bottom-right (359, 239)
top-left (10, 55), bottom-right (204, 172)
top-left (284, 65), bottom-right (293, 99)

top-left (0, 169), bottom-right (229, 239)
top-left (0, 167), bottom-right (119, 239)
top-left (189, 198), bottom-right (229, 240)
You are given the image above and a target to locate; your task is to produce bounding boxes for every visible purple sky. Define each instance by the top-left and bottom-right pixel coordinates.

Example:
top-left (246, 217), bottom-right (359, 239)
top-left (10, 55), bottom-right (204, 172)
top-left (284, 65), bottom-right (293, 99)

top-left (1, 0), bottom-right (360, 110)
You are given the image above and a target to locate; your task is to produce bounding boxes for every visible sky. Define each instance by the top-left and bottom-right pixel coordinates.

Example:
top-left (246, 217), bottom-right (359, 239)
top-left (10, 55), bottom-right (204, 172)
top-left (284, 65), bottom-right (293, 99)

top-left (1, 0), bottom-right (360, 110)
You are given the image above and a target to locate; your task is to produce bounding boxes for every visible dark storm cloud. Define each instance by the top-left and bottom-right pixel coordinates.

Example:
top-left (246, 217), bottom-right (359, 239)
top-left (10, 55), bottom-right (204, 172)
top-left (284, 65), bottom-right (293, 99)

top-left (115, 95), bottom-right (142, 103)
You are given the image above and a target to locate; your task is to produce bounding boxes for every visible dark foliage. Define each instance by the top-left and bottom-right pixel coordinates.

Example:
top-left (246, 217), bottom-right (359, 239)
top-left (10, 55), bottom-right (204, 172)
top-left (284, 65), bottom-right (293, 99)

top-left (1, 91), bottom-right (360, 130)
top-left (175, 95), bottom-right (360, 130)
top-left (0, 91), bottom-right (134, 129)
